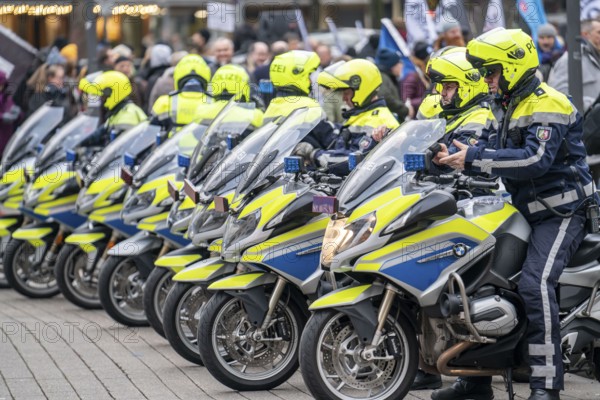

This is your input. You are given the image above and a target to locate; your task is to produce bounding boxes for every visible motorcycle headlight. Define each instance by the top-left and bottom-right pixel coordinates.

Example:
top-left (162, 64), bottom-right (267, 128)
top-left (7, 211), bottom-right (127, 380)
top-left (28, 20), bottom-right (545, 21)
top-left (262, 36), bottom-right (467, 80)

top-left (108, 186), bottom-right (127, 201)
top-left (222, 210), bottom-right (261, 249)
top-left (321, 212), bottom-right (376, 270)
top-left (189, 208), bottom-right (228, 238)
top-left (124, 189), bottom-right (155, 211)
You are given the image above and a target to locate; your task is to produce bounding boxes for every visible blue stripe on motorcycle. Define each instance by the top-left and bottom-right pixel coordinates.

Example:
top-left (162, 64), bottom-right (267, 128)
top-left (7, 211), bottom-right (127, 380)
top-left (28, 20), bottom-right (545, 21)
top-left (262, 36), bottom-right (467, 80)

top-left (103, 217), bottom-right (139, 237)
top-left (382, 238), bottom-right (478, 291)
top-left (156, 228), bottom-right (190, 247)
top-left (262, 241), bottom-right (322, 281)
top-left (51, 211), bottom-right (88, 230)
top-left (18, 207), bottom-right (48, 222)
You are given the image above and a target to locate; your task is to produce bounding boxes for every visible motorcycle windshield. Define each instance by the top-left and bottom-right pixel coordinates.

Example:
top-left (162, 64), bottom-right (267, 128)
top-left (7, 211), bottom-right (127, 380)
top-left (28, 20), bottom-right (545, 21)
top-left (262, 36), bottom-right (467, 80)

top-left (337, 119), bottom-right (446, 212)
top-left (188, 100), bottom-right (256, 182)
top-left (133, 122), bottom-right (207, 185)
top-left (85, 122), bottom-right (161, 184)
top-left (36, 113), bottom-right (100, 173)
top-left (2, 104), bottom-right (64, 170)
top-left (201, 121), bottom-right (279, 196)
top-left (233, 107), bottom-right (323, 203)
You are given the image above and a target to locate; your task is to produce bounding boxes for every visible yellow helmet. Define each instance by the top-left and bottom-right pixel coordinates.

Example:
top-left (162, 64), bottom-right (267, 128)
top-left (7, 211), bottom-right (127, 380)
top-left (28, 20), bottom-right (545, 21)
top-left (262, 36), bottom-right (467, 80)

top-left (270, 50), bottom-right (320, 95)
top-left (317, 59), bottom-right (382, 108)
top-left (417, 93), bottom-right (442, 120)
top-left (79, 70), bottom-right (131, 110)
top-left (210, 64), bottom-right (251, 102)
top-left (173, 54), bottom-right (211, 91)
top-left (466, 28), bottom-right (539, 94)
top-left (426, 47), bottom-right (489, 110)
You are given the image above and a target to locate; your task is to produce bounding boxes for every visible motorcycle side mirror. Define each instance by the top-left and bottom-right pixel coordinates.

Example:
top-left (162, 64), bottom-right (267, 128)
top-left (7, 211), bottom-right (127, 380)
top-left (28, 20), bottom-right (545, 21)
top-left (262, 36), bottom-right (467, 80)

top-left (214, 196), bottom-right (229, 213)
top-left (167, 180), bottom-right (180, 202)
top-left (121, 167), bottom-right (133, 186)
top-left (183, 179), bottom-right (199, 204)
top-left (313, 195), bottom-right (338, 214)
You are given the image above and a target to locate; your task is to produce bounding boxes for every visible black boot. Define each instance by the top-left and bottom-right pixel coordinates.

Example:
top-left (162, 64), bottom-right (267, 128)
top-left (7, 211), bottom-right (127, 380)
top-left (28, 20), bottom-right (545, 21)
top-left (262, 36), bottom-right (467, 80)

top-left (411, 370), bottom-right (442, 390)
top-left (431, 377), bottom-right (494, 400)
top-left (527, 389), bottom-right (560, 400)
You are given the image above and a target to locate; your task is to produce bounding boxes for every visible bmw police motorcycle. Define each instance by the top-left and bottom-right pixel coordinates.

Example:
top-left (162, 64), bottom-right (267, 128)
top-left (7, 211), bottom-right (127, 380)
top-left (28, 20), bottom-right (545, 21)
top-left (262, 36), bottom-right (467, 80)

top-left (0, 104), bottom-right (65, 287)
top-left (297, 119), bottom-right (600, 400)
top-left (193, 106), bottom-right (348, 391)
top-left (54, 122), bottom-right (160, 309)
top-left (3, 112), bottom-right (99, 298)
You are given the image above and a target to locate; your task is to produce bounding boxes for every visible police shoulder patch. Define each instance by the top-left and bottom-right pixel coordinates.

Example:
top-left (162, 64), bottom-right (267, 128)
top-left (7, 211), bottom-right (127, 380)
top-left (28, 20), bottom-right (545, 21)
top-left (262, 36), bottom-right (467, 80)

top-left (534, 88), bottom-right (546, 97)
top-left (372, 109), bottom-right (380, 116)
top-left (536, 126), bottom-right (552, 142)
top-left (359, 137), bottom-right (372, 149)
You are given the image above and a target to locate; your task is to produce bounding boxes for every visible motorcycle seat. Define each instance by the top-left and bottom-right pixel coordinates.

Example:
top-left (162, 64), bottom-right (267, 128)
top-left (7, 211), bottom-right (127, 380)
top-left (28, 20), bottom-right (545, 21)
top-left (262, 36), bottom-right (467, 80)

top-left (568, 233), bottom-right (600, 267)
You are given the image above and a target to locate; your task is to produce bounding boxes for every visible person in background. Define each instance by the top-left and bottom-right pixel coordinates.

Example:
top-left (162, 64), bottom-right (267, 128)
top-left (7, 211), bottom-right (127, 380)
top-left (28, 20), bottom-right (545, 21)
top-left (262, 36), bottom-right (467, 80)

top-left (316, 44), bottom-right (333, 70)
top-left (548, 19), bottom-right (600, 112)
top-left (233, 20), bottom-right (258, 54)
top-left (211, 37), bottom-right (235, 73)
top-left (253, 41), bottom-right (289, 83)
top-left (434, 20), bottom-right (466, 50)
top-left (376, 48), bottom-right (409, 122)
top-left (141, 44), bottom-right (172, 110)
top-left (114, 56), bottom-right (145, 109)
top-left (284, 32), bottom-right (302, 51)
top-left (401, 41), bottom-right (433, 117)
top-left (191, 28), bottom-right (211, 57)
top-left (109, 44), bottom-right (133, 65)
top-left (0, 71), bottom-right (22, 154)
top-left (536, 23), bottom-right (564, 82)
top-left (357, 33), bottom-right (380, 60)
top-left (148, 51), bottom-right (188, 111)
top-left (245, 42), bottom-right (270, 75)
top-left (26, 64), bottom-right (69, 119)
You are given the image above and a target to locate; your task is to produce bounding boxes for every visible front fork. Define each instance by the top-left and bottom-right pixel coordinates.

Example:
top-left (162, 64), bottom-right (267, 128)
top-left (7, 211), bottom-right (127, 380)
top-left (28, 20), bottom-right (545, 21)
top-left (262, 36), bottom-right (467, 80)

top-left (42, 228), bottom-right (64, 270)
top-left (260, 277), bottom-right (288, 332)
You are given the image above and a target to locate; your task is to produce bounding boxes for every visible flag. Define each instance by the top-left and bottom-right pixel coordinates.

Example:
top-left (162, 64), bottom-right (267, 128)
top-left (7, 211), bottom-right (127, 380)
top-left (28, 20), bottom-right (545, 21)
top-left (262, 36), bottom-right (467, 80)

top-left (379, 18), bottom-right (416, 76)
top-left (294, 9), bottom-right (312, 51)
top-left (483, 0), bottom-right (506, 32)
top-left (436, 0), bottom-right (471, 37)
top-left (582, 0), bottom-right (600, 20)
top-left (517, 0), bottom-right (547, 41)
top-left (325, 17), bottom-right (347, 55)
top-left (404, 0), bottom-right (437, 48)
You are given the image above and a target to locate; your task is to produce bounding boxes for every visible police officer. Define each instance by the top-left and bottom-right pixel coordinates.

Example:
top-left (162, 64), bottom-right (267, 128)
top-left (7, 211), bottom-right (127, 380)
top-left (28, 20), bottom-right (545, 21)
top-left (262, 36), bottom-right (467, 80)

top-left (151, 54), bottom-right (211, 133)
top-left (436, 28), bottom-right (595, 400)
top-left (297, 59), bottom-right (400, 176)
top-left (78, 70), bottom-right (147, 144)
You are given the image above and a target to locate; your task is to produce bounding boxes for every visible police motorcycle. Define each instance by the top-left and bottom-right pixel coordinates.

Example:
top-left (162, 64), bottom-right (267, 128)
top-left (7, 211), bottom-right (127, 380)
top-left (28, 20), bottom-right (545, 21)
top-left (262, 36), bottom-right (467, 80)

top-left (194, 106), bottom-right (349, 391)
top-left (298, 119), bottom-right (600, 400)
top-left (97, 117), bottom-right (212, 326)
top-left (3, 112), bottom-right (100, 298)
top-left (159, 111), bottom-right (280, 364)
top-left (0, 104), bottom-right (65, 288)
top-left (142, 100), bottom-right (257, 340)
top-left (53, 122), bottom-right (160, 309)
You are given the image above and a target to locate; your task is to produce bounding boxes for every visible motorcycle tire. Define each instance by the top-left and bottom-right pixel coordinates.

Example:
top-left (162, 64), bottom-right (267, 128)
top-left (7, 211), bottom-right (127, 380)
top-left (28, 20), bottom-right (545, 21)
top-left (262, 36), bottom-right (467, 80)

top-left (3, 238), bottom-right (60, 298)
top-left (162, 282), bottom-right (207, 365)
top-left (98, 255), bottom-right (149, 327)
top-left (299, 309), bottom-right (418, 400)
top-left (55, 244), bottom-right (102, 309)
top-left (142, 267), bottom-right (175, 338)
top-left (198, 291), bottom-right (305, 391)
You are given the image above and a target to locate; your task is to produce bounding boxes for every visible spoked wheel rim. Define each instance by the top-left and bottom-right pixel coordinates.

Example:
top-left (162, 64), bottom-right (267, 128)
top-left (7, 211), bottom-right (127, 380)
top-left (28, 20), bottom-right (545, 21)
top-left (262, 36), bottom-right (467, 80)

top-left (108, 259), bottom-right (145, 321)
top-left (65, 249), bottom-right (99, 301)
top-left (175, 286), bottom-right (207, 353)
top-left (212, 297), bottom-right (299, 380)
top-left (154, 271), bottom-right (174, 325)
top-left (14, 242), bottom-right (57, 295)
top-left (316, 313), bottom-right (410, 400)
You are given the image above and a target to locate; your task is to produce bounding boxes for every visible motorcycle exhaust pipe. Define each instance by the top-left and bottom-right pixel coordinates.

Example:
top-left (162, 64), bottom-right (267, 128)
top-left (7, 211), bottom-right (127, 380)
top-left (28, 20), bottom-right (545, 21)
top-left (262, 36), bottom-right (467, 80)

top-left (436, 341), bottom-right (505, 377)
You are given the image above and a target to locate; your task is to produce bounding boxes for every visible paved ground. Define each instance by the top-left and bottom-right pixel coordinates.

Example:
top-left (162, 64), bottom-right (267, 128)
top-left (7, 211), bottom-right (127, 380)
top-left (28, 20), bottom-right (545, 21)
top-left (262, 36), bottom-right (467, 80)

top-left (0, 289), bottom-right (599, 400)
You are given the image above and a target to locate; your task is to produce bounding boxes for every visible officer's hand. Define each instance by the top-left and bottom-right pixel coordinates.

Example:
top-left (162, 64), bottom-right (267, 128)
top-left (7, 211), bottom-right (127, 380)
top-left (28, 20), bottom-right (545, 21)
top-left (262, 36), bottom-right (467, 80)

top-left (292, 142), bottom-right (315, 161)
top-left (439, 140), bottom-right (468, 170)
top-left (372, 125), bottom-right (389, 142)
top-left (432, 143), bottom-right (449, 165)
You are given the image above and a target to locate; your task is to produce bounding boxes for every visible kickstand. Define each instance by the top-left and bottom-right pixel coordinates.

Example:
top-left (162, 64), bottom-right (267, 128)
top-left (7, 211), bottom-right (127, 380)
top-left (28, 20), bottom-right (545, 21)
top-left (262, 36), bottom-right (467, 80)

top-left (504, 368), bottom-right (515, 400)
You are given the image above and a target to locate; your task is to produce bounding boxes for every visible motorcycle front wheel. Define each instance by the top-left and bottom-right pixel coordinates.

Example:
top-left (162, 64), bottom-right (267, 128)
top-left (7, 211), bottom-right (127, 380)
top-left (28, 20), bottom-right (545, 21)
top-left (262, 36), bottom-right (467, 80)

top-left (198, 291), bottom-right (305, 391)
top-left (55, 244), bottom-right (103, 309)
top-left (162, 282), bottom-right (207, 365)
top-left (142, 267), bottom-right (175, 338)
top-left (3, 238), bottom-right (60, 298)
top-left (98, 255), bottom-right (149, 326)
top-left (299, 310), bottom-right (418, 400)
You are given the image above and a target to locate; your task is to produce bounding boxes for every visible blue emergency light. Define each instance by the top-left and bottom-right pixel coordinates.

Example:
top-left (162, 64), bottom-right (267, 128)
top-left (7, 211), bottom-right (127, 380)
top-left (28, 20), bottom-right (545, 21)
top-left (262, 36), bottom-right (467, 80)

top-left (124, 153), bottom-right (136, 167)
top-left (284, 156), bottom-right (303, 174)
top-left (156, 133), bottom-right (162, 146)
top-left (178, 154), bottom-right (191, 168)
top-left (348, 152), bottom-right (363, 171)
top-left (36, 144), bottom-right (44, 154)
top-left (404, 153), bottom-right (426, 172)
top-left (66, 150), bottom-right (77, 163)
top-left (226, 134), bottom-right (239, 151)
top-left (109, 129), bottom-right (118, 142)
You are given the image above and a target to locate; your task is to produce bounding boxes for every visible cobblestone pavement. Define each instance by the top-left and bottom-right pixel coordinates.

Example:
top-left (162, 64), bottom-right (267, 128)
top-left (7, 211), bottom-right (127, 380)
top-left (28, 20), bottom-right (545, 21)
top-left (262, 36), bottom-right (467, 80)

top-left (0, 289), bottom-right (599, 400)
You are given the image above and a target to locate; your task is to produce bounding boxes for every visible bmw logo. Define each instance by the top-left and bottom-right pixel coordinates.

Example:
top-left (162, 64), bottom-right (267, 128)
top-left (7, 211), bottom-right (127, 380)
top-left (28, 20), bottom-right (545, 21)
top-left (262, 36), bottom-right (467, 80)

top-left (452, 244), bottom-right (468, 258)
